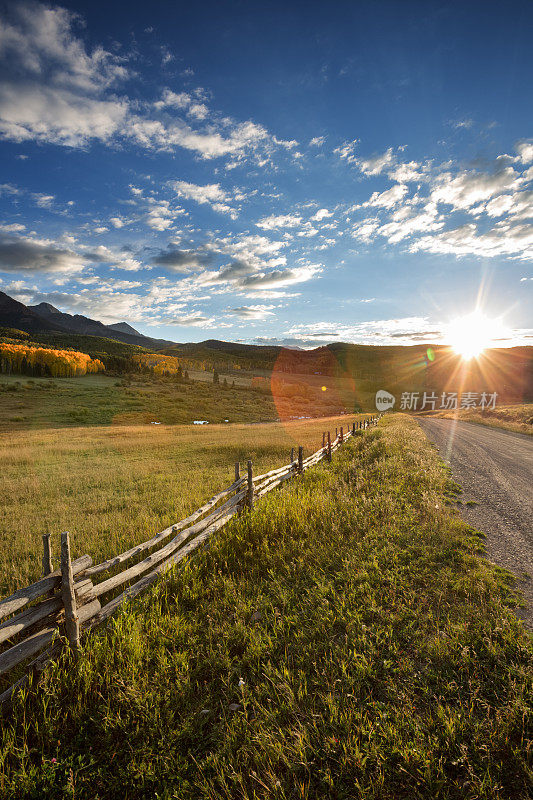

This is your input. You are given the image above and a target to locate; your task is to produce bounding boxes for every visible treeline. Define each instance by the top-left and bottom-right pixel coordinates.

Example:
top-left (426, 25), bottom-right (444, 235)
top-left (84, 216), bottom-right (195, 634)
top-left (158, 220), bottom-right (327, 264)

top-left (0, 343), bottom-right (105, 377)
top-left (132, 353), bottom-right (192, 378)
top-left (0, 328), bottom-right (149, 374)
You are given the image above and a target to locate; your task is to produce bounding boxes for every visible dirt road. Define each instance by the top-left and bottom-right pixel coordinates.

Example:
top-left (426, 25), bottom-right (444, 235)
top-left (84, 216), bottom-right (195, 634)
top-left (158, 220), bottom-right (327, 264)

top-left (418, 418), bottom-right (533, 630)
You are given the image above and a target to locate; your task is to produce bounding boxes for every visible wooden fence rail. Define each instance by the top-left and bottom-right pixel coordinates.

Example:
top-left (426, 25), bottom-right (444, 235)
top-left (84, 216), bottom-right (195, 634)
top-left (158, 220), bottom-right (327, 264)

top-left (0, 414), bottom-right (381, 708)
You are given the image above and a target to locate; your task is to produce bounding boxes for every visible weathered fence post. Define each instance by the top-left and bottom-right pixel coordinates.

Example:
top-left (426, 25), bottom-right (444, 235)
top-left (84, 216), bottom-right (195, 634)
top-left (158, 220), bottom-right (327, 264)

top-left (246, 460), bottom-right (254, 511)
top-left (42, 533), bottom-right (52, 578)
top-left (60, 531), bottom-right (80, 655)
top-left (352, 422), bottom-right (355, 435)
top-left (340, 426), bottom-right (344, 443)
top-left (42, 533), bottom-right (53, 598)
top-left (327, 432), bottom-right (332, 462)
top-left (290, 447), bottom-right (294, 463)
top-left (322, 431), bottom-right (326, 448)
top-left (298, 446), bottom-right (303, 473)
top-left (335, 427), bottom-right (338, 439)
top-left (235, 462), bottom-right (240, 482)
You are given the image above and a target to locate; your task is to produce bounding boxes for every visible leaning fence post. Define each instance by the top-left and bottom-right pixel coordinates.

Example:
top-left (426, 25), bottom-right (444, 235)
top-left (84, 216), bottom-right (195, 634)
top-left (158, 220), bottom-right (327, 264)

top-left (327, 432), bottom-right (332, 462)
top-left (290, 447), bottom-right (294, 463)
top-left (246, 460), bottom-right (254, 511)
top-left (322, 431), bottom-right (325, 448)
top-left (352, 422), bottom-right (355, 435)
top-left (298, 446), bottom-right (303, 473)
top-left (60, 531), bottom-right (80, 655)
top-left (235, 462), bottom-right (240, 482)
top-left (335, 427), bottom-right (338, 439)
top-left (340, 426), bottom-right (344, 443)
top-left (42, 533), bottom-right (53, 597)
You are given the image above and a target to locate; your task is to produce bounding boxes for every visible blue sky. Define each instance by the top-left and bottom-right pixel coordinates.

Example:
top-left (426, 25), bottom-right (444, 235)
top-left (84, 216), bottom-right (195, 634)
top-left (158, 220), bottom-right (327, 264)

top-left (0, 0), bottom-right (532, 346)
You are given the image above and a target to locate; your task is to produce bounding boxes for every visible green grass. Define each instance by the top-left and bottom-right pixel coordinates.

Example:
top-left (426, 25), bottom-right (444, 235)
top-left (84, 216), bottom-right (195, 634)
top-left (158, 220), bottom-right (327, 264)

top-left (0, 374), bottom-right (280, 430)
top-left (1, 416), bottom-right (531, 799)
top-left (0, 371), bottom-right (358, 431)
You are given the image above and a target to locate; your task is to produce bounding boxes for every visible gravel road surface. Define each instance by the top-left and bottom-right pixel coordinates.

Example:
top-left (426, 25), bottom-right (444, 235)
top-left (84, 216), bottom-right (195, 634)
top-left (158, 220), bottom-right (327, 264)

top-left (418, 418), bottom-right (533, 631)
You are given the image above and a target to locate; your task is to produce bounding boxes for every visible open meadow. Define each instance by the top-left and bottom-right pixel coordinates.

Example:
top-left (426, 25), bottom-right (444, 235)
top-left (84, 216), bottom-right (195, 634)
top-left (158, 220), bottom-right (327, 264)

top-left (0, 411), bottom-right (365, 596)
top-left (0, 370), bottom-right (370, 430)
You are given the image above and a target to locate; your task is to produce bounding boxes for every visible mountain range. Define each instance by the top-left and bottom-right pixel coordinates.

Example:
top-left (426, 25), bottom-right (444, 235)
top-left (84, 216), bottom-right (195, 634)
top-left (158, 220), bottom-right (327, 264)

top-left (1, 290), bottom-right (532, 401)
top-left (0, 291), bottom-right (175, 350)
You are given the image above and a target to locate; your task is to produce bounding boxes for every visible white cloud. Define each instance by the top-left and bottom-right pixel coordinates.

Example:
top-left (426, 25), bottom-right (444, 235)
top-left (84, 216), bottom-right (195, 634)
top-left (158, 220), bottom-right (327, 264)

top-left (239, 264), bottom-right (321, 291)
top-left (451, 119), bottom-right (474, 130)
top-left (357, 147), bottom-right (396, 176)
top-left (387, 160), bottom-right (429, 183)
top-left (309, 136), bottom-right (325, 147)
top-left (32, 193), bottom-right (55, 208)
top-left (164, 312), bottom-right (215, 327)
top-left (145, 202), bottom-right (175, 231)
top-left (515, 140), bottom-right (533, 164)
top-left (0, 83), bottom-right (128, 146)
top-left (229, 304), bottom-right (275, 319)
top-left (430, 165), bottom-right (521, 211)
top-left (0, 3), bottom-right (128, 91)
top-left (0, 222), bottom-right (25, 233)
top-left (169, 180), bottom-right (227, 204)
top-left (333, 139), bottom-right (359, 163)
top-left (364, 183), bottom-right (408, 209)
top-left (410, 221), bottom-right (533, 260)
top-left (83, 245), bottom-right (142, 272)
top-left (256, 213), bottom-right (303, 230)
top-left (311, 208), bottom-right (332, 221)
top-left (167, 180), bottom-right (240, 219)
top-left (351, 219), bottom-right (380, 242)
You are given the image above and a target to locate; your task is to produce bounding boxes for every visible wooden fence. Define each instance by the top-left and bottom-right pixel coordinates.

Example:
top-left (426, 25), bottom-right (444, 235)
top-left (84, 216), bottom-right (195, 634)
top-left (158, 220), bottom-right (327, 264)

top-left (0, 415), bottom-right (379, 708)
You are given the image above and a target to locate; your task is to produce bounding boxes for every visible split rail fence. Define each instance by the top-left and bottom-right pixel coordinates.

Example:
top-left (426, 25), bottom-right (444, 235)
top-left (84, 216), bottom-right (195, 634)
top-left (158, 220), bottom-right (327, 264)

top-left (0, 415), bottom-right (379, 708)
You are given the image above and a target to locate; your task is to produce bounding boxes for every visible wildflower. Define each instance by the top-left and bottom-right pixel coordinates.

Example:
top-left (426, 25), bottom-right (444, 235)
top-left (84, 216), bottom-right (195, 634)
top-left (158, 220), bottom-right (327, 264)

top-left (51, 758), bottom-right (57, 764)
top-left (238, 677), bottom-right (245, 688)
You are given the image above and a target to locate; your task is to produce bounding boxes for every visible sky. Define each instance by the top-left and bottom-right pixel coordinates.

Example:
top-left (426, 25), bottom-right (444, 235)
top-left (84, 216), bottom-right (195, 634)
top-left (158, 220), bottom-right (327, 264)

top-left (0, 0), bottom-right (532, 348)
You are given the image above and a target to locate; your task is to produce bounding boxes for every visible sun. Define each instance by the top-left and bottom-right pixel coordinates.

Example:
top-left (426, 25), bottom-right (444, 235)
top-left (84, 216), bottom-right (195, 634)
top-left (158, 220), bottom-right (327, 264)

top-left (446, 312), bottom-right (507, 360)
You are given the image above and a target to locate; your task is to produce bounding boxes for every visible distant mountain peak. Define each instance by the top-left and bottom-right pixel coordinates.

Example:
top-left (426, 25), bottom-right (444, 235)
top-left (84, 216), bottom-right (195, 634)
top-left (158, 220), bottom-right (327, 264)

top-left (108, 322), bottom-right (142, 336)
top-left (32, 302), bottom-right (61, 314)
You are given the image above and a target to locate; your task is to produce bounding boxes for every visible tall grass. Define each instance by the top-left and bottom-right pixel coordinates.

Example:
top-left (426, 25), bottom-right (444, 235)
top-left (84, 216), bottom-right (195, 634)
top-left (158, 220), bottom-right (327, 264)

top-left (1, 416), bottom-right (530, 799)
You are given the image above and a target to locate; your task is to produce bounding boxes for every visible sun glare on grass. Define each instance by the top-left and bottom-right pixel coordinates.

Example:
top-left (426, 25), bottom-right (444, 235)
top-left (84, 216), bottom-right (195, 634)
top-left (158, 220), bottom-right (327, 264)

top-left (447, 312), bottom-right (509, 360)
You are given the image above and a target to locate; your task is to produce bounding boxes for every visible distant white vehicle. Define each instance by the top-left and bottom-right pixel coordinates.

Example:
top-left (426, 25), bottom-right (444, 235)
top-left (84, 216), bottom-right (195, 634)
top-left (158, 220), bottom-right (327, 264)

top-left (150, 421), bottom-right (161, 425)
top-left (193, 420), bottom-right (209, 425)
